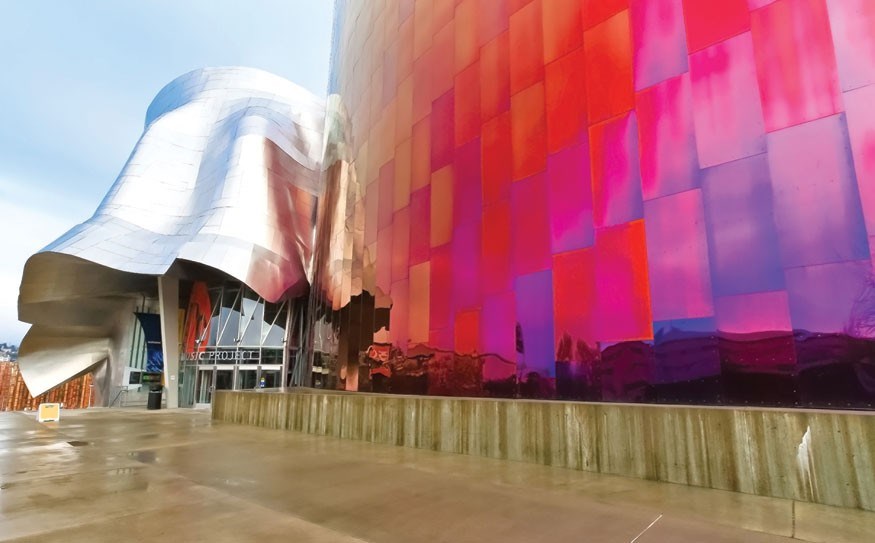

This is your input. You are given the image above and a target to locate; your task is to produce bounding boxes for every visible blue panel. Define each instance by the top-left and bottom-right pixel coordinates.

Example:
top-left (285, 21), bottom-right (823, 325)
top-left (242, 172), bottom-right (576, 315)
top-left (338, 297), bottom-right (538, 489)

top-left (135, 312), bottom-right (164, 373)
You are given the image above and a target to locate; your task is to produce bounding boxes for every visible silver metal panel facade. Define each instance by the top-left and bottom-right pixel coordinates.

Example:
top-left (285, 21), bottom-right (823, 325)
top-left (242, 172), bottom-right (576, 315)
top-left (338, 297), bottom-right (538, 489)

top-left (17, 67), bottom-right (326, 397)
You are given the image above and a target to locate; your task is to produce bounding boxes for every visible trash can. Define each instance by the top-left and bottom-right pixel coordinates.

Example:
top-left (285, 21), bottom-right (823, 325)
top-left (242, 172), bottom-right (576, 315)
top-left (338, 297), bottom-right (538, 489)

top-left (147, 386), bottom-right (163, 410)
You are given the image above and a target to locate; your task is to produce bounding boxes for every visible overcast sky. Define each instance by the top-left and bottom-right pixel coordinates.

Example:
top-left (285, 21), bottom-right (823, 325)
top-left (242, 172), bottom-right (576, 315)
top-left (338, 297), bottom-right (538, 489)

top-left (0, 0), bottom-right (335, 344)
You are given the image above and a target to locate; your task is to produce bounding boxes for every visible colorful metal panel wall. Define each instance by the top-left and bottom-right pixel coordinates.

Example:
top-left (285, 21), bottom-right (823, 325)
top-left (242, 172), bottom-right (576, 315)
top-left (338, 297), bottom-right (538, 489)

top-left (308, 0), bottom-right (875, 408)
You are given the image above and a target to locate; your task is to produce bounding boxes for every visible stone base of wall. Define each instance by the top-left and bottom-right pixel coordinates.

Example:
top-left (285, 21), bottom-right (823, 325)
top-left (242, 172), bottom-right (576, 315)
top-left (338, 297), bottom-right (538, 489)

top-left (213, 388), bottom-right (875, 512)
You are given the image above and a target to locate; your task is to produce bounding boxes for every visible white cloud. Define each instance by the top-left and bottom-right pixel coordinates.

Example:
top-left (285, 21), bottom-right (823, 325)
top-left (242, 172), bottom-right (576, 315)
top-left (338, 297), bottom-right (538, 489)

top-left (0, 176), bottom-right (89, 344)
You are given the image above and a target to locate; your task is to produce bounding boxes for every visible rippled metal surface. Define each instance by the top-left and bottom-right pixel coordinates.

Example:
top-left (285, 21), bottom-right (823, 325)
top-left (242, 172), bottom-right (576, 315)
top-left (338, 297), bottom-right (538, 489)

top-left (17, 67), bottom-right (326, 396)
top-left (303, 0), bottom-right (875, 409)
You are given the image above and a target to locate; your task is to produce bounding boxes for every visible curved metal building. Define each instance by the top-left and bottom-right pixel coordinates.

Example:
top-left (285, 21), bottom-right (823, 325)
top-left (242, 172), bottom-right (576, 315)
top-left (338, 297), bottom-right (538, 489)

top-left (17, 67), bottom-right (325, 404)
top-left (16, 2), bottom-right (875, 411)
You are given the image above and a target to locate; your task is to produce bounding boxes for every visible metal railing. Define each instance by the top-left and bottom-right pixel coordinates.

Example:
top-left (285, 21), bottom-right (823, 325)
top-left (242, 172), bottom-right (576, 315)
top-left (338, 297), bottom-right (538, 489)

top-left (109, 386), bottom-right (149, 407)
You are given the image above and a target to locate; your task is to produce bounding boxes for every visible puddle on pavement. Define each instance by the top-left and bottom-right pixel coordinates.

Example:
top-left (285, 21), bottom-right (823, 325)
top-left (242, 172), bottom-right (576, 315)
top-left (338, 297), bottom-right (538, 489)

top-left (128, 450), bottom-right (158, 464)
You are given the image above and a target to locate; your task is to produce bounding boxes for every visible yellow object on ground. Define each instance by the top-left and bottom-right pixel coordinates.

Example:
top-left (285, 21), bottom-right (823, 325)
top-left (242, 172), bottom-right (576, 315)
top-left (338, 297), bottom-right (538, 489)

top-left (37, 402), bottom-right (60, 422)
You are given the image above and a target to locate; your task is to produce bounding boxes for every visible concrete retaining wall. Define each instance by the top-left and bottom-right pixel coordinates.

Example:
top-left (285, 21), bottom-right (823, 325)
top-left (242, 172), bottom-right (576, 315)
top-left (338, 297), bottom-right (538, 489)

top-left (213, 389), bottom-right (875, 511)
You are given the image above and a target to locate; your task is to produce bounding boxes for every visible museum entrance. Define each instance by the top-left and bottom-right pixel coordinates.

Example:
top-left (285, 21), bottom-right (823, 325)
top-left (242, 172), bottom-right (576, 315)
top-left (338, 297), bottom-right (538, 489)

top-left (186, 363), bottom-right (285, 407)
top-left (194, 367), bottom-right (233, 407)
top-left (178, 280), bottom-right (302, 407)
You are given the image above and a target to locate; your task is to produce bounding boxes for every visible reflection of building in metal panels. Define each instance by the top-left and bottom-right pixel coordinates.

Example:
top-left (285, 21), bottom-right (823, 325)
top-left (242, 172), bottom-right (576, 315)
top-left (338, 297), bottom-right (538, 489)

top-left (17, 67), bottom-right (325, 404)
top-left (305, 1), bottom-right (875, 409)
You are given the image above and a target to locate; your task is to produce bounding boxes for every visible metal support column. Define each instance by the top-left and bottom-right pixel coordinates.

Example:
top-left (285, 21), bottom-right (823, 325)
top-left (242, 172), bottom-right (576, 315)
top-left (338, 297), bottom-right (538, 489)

top-left (281, 300), bottom-right (293, 388)
top-left (158, 275), bottom-right (180, 408)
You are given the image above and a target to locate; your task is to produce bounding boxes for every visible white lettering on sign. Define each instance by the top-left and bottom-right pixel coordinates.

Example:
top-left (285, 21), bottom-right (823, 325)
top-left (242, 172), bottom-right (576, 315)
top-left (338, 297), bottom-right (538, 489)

top-left (181, 350), bottom-right (260, 362)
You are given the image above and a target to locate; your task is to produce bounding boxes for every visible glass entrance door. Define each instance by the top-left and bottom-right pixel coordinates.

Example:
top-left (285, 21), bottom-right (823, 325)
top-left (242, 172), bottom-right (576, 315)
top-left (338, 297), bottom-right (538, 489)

top-left (195, 367), bottom-right (234, 406)
top-left (195, 368), bottom-right (213, 406)
top-left (261, 370), bottom-right (281, 388)
top-left (180, 364), bottom-right (196, 407)
top-left (237, 369), bottom-right (257, 389)
top-left (215, 369), bottom-right (233, 393)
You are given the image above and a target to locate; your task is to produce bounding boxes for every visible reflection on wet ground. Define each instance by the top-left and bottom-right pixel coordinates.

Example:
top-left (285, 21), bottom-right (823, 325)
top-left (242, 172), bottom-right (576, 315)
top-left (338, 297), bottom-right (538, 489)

top-left (0, 408), bottom-right (871, 542)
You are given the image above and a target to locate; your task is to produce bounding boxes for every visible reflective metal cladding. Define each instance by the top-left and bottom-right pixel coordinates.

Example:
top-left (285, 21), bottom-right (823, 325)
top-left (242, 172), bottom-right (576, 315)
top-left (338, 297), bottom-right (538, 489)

top-left (17, 67), bottom-right (326, 397)
top-left (304, 0), bottom-right (875, 409)
top-left (18, 2), bottom-right (875, 410)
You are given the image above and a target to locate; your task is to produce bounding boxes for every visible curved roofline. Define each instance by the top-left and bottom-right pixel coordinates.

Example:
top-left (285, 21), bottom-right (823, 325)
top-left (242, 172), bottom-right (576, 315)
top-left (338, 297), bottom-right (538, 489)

top-left (145, 66), bottom-right (326, 127)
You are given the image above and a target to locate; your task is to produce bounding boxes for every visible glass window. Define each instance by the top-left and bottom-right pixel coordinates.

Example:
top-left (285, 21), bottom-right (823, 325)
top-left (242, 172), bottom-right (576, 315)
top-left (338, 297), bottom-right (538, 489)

top-left (240, 296), bottom-right (264, 347)
top-left (262, 301), bottom-right (287, 347)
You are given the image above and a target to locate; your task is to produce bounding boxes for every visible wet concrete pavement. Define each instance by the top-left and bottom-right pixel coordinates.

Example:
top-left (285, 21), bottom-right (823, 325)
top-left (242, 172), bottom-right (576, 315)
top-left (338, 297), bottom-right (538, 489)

top-left (0, 408), bottom-right (869, 542)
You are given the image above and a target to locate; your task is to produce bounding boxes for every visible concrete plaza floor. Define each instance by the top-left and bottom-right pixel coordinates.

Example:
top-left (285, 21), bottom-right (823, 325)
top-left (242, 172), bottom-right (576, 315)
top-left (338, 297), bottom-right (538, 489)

top-left (0, 409), bottom-right (871, 542)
